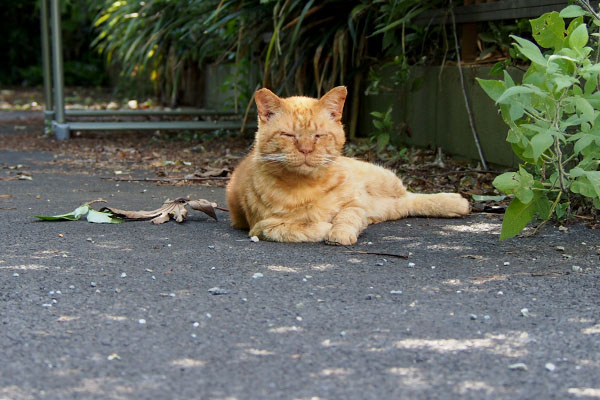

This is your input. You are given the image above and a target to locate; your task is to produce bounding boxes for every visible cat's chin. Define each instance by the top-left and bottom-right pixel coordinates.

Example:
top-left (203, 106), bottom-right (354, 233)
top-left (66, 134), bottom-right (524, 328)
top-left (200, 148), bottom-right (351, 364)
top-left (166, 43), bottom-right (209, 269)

top-left (284, 162), bottom-right (327, 177)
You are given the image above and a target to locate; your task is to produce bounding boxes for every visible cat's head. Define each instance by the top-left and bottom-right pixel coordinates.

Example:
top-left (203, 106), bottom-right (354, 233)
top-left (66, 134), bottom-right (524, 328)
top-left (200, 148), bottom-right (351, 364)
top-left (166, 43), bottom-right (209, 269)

top-left (253, 86), bottom-right (347, 176)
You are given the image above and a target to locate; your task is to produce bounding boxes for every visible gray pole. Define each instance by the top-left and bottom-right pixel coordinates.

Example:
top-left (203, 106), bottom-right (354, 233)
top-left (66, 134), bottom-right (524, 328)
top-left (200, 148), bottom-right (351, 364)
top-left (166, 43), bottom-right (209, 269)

top-left (50, 0), bottom-right (69, 139)
top-left (40, 0), bottom-right (54, 127)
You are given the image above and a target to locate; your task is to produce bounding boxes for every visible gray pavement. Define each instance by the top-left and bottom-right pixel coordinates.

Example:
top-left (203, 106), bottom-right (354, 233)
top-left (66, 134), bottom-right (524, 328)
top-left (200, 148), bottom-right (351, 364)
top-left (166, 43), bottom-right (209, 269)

top-left (1, 147), bottom-right (599, 400)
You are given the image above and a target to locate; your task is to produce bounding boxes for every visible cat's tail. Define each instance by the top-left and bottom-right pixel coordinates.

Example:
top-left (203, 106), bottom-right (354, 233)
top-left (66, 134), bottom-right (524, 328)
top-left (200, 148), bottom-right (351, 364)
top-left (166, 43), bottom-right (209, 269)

top-left (398, 192), bottom-right (470, 218)
top-left (368, 192), bottom-right (470, 223)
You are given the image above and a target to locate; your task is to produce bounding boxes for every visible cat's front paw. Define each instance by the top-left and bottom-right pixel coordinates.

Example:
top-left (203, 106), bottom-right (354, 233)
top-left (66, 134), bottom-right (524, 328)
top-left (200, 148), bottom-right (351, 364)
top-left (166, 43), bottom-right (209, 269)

top-left (326, 226), bottom-right (358, 246)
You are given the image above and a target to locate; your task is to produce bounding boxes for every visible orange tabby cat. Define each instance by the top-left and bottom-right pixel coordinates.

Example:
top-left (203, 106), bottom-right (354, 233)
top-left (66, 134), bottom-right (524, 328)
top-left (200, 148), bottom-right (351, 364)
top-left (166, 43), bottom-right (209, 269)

top-left (226, 86), bottom-right (470, 245)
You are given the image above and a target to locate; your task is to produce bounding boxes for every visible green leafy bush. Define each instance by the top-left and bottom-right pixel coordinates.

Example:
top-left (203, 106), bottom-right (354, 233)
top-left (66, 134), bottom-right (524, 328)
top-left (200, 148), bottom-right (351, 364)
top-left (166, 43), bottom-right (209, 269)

top-left (477, 5), bottom-right (600, 240)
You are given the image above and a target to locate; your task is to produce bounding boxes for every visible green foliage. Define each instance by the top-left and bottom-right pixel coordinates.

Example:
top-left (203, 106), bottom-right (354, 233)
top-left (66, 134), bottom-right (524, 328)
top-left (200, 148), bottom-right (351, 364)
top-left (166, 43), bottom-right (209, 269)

top-left (93, 0), bottom-right (448, 104)
top-left (370, 106), bottom-right (394, 153)
top-left (0, 0), bottom-right (107, 86)
top-left (477, 6), bottom-right (600, 240)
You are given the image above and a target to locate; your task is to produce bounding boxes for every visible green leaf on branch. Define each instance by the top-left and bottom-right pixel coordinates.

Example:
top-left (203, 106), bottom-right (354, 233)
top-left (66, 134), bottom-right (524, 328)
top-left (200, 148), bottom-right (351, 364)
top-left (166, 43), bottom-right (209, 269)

top-left (560, 5), bottom-right (587, 18)
top-left (476, 78), bottom-right (505, 102)
top-left (568, 23), bottom-right (589, 49)
top-left (493, 168), bottom-right (535, 204)
top-left (496, 85), bottom-right (545, 104)
top-left (530, 131), bottom-right (554, 161)
top-left (555, 202), bottom-right (570, 219)
top-left (530, 12), bottom-right (565, 49)
top-left (510, 35), bottom-right (547, 66)
top-left (575, 97), bottom-right (595, 122)
top-left (499, 192), bottom-right (551, 240)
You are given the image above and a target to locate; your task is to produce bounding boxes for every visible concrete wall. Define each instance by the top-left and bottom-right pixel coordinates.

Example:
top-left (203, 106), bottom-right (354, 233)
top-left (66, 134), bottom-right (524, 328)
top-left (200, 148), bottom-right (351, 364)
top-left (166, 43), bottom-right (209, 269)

top-left (359, 65), bottom-right (524, 167)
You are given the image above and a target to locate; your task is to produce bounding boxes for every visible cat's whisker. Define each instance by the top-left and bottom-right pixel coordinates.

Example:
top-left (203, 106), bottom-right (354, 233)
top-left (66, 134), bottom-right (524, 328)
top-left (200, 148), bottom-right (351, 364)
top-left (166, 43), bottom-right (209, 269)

top-left (256, 153), bottom-right (288, 165)
top-left (321, 157), bottom-right (339, 165)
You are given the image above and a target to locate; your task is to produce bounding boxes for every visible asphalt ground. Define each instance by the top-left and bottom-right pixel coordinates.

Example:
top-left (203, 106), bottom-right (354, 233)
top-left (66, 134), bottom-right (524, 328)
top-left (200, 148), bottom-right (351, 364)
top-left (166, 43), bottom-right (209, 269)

top-left (1, 143), bottom-right (600, 400)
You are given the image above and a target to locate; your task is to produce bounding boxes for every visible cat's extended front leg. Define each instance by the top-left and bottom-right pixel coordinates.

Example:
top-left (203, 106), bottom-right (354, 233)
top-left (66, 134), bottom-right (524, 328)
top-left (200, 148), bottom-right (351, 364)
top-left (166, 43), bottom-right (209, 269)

top-left (250, 218), bottom-right (333, 243)
top-left (326, 206), bottom-right (368, 246)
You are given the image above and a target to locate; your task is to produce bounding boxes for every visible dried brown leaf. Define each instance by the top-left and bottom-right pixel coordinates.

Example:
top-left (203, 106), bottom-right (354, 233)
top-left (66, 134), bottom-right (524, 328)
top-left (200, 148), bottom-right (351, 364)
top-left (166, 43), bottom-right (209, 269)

top-left (101, 197), bottom-right (217, 224)
top-left (187, 199), bottom-right (217, 221)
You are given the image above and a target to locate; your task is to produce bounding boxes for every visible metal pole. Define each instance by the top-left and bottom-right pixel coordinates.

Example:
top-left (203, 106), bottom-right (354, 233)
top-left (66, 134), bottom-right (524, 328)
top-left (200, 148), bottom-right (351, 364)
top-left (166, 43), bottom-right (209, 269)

top-left (50, 0), bottom-right (69, 139)
top-left (40, 0), bottom-right (54, 126)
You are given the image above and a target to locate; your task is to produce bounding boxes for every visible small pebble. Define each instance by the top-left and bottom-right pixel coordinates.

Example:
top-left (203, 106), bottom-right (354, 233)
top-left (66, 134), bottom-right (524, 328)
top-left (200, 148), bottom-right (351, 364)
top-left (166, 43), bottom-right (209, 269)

top-left (208, 245), bottom-right (215, 249)
top-left (390, 290), bottom-right (403, 295)
top-left (169, 293), bottom-right (176, 297)
top-left (51, 299), bottom-right (57, 304)
top-left (56, 290), bottom-right (61, 295)
top-left (193, 322), bottom-right (199, 328)
top-left (408, 262), bottom-right (416, 268)
top-left (120, 272), bottom-right (127, 278)
top-left (296, 316), bottom-right (302, 321)
top-left (90, 282), bottom-right (97, 288)
top-left (545, 362), bottom-right (556, 372)
top-left (205, 313), bottom-right (212, 318)
top-left (151, 276), bottom-right (156, 280)
top-left (509, 363), bottom-right (528, 371)
top-left (252, 273), bottom-right (264, 279)
top-left (555, 246), bottom-right (565, 252)
top-left (42, 303), bottom-right (52, 308)
top-left (69, 285), bottom-right (75, 289)
top-left (340, 331), bottom-right (346, 337)
top-left (86, 238), bottom-right (93, 242)
top-left (497, 291), bottom-right (504, 295)
top-left (484, 315), bottom-right (491, 320)
top-left (520, 308), bottom-right (529, 317)
top-left (250, 236), bottom-right (260, 242)
top-left (503, 261), bottom-right (510, 266)
top-left (470, 314), bottom-right (477, 320)
top-left (138, 319), bottom-right (146, 325)
top-left (12, 273), bottom-right (19, 277)
top-left (375, 262), bottom-right (384, 266)
top-left (431, 266), bottom-right (436, 269)
top-left (572, 265), bottom-right (582, 273)
top-left (191, 333), bottom-right (197, 338)
top-left (208, 287), bottom-right (228, 295)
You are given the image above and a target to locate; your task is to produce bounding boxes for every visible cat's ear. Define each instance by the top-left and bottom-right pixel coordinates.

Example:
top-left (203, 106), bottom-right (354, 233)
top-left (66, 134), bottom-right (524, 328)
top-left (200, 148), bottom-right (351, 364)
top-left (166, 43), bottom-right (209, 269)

top-left (319, 86), bottom-right (347, 122)
top-left (255, 88), bottom-right (282, 122)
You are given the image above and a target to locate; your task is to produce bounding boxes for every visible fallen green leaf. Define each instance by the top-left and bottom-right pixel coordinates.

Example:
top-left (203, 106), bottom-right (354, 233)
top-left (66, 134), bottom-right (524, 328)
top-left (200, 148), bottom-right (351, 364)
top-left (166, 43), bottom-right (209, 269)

top-left (86, 209), bottom-right (122, 224)
top-left (471, 194), bottom-right (507, 202)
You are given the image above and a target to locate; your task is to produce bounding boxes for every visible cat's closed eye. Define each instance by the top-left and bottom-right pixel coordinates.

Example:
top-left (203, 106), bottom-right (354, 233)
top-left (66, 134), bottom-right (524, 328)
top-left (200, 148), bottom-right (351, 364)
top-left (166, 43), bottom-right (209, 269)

top-left (279, 132), bottom-right (295, 138)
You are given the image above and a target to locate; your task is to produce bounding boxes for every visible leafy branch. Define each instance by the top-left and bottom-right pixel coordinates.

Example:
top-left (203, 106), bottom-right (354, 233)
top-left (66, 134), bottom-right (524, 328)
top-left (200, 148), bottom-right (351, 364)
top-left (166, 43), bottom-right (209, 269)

top-left (477, 5), bottom-right (600, 240)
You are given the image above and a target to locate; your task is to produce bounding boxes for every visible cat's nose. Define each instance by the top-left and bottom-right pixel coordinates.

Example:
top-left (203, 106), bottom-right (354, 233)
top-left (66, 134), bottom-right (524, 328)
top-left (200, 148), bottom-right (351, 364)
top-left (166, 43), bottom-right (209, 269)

top-left (297, 142), bottom-right (314, 154)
